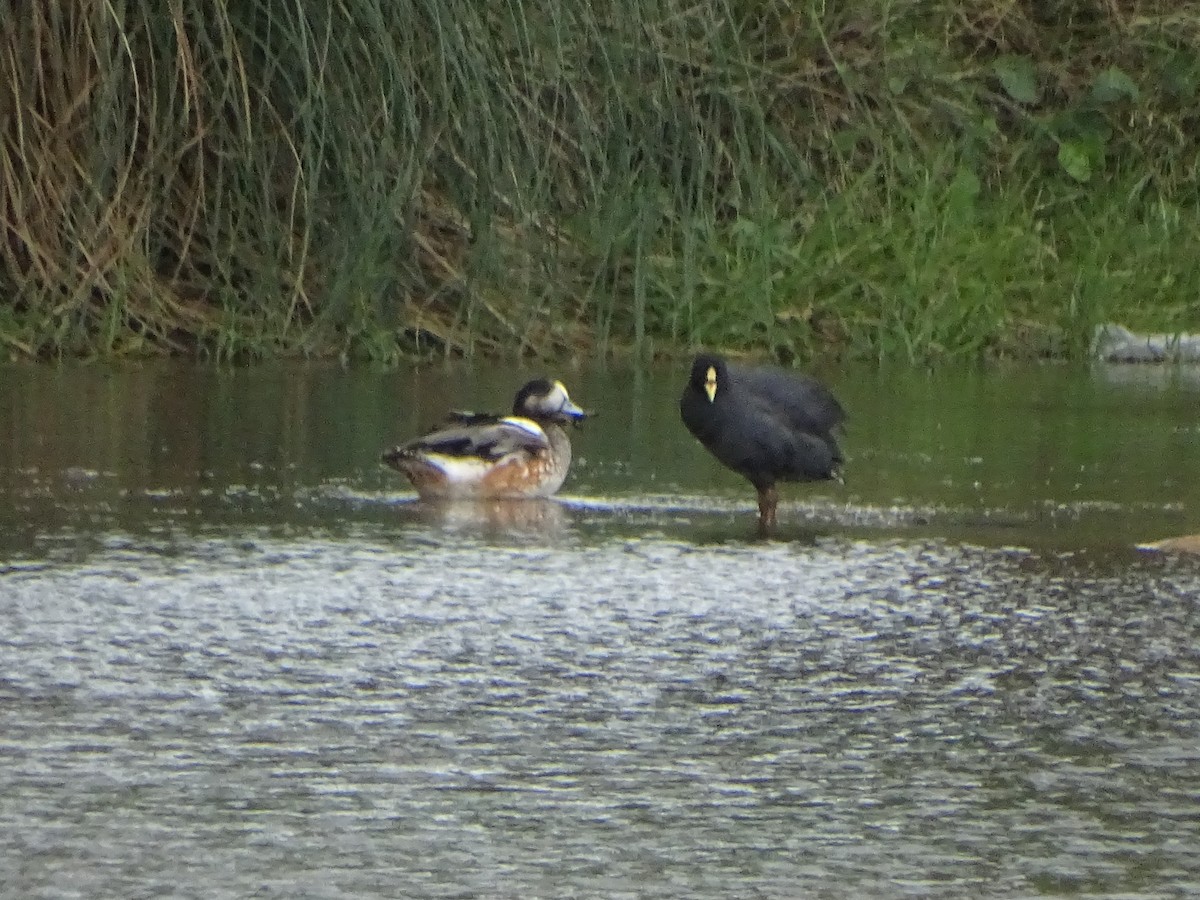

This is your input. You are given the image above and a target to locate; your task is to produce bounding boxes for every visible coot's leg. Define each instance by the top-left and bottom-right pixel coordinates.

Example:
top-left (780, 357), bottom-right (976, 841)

top-left (756, 484), bottom-right (779, 536)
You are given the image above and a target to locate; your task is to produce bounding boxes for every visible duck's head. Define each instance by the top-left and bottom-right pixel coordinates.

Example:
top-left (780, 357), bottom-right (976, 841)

top-left (513, 379), bottom-right (588, 425)
top-left (688, 353), bottom-right (727, 403)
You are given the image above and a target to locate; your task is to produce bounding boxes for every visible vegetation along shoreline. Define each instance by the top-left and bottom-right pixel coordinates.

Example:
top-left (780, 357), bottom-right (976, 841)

top-left (2, 1), bottom-right (1198, 364)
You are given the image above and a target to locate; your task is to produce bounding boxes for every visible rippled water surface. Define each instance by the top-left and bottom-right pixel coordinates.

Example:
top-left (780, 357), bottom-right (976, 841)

top-left (2, 361), bottom-right (1200, 898)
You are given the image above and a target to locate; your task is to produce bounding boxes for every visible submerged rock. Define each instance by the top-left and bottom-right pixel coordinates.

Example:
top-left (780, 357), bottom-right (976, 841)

top-left (1093, 323), bottom-right (1200, 363)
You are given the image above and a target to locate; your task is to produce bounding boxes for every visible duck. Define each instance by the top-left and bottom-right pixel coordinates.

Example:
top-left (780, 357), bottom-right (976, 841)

top-left (680, 352), bottom-right (845, 535)
top-left (382, 378), bottom-right (587, 499)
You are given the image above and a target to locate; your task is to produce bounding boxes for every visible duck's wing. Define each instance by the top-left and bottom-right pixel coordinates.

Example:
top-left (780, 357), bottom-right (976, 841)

top-left (443, 410), bottom-right (501, 427)
top-left (735, 366), bottom-right (846, 434)
top-left (400, 416), bottom-right (550, 461)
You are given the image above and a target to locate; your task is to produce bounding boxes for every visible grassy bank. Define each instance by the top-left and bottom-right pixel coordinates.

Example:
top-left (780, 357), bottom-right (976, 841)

top-left (2, 0), bottom-right (1199, 363)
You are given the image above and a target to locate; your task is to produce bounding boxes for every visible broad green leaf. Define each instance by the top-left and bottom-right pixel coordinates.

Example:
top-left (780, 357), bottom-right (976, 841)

top-left (1090, 66), bottom-right (1139, 104)
top-left (1057, 140), bottom-right (1091, 182)
top-left (993, 55), bottom-right (1038, 104)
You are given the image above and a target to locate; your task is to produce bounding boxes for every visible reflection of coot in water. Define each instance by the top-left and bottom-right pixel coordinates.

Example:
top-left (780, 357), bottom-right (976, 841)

top-left (680, 353), bottom-right (845, 536)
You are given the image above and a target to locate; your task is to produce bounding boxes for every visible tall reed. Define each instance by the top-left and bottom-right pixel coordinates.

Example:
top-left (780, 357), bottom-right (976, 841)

top-left (2, 0), bottom-right (1198, 361)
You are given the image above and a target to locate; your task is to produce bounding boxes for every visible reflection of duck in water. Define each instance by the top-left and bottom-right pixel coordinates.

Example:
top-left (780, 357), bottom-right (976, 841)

top-left (1137, 534), bottom-right (1200, 555)
top-left (382, 379), bottom-right (587, 499)
top-left (411, 497), bottom-right (571, 535)
top-left (680, 352), bottom-right (845, 535)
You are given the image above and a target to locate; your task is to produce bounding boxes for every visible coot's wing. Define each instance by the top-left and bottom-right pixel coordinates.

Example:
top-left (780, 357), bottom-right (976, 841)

top-left (681, 383), bottom-right (841, 483)
top-left (734, 366), bottom-right (845, 435)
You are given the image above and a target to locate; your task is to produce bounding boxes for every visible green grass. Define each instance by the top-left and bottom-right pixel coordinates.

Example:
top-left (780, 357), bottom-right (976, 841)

top-left (649, 159), bottom-right (1200, 364)
top-left (2, 0), bottom-right (1200, 363)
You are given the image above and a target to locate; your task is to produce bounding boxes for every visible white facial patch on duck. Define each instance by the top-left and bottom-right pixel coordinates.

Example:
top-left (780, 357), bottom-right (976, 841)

top-left (525, 383), bottom-right (568, 416)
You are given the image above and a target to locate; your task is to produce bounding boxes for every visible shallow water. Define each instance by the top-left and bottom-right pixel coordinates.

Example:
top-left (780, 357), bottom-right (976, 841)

top-left (2, 360), bottom-right (1200, 898)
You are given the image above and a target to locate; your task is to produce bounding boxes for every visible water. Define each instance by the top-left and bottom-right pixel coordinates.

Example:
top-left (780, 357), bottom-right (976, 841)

top-left (2, 360), bottom-right (1199, 898)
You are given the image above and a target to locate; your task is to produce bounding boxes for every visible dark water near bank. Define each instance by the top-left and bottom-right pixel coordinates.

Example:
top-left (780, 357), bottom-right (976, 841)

top-left (2, 361), bottom-right (1200, 898)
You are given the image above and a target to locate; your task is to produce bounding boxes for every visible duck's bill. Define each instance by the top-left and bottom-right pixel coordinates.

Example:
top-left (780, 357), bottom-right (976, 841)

top-left (560, 399), bottom-right (589, 423)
